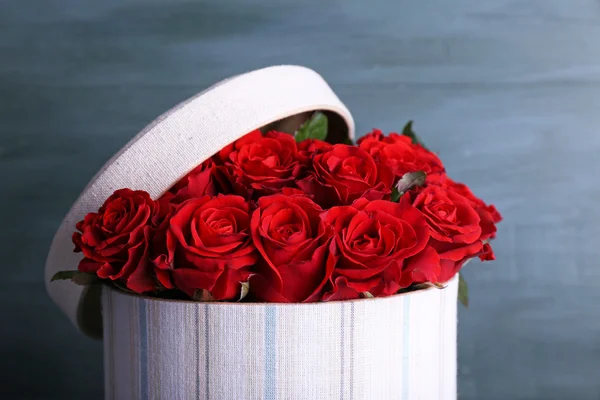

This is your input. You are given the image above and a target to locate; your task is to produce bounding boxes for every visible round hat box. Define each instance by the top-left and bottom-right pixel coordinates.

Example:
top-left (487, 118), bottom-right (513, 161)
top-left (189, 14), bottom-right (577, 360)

top-left (45, 65), bottom-right (458, 400)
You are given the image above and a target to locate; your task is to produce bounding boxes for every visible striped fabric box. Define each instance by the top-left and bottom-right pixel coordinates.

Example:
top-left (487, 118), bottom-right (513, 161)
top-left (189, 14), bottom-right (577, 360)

top-left (45, 65), bottom-right (460, 399)
top-left (102, 275), bottom-right (458, 400)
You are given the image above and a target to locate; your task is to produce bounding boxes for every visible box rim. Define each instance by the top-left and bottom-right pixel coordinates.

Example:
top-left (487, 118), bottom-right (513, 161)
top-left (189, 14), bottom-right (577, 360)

top-left (101, 275), bottom-right (458, 307)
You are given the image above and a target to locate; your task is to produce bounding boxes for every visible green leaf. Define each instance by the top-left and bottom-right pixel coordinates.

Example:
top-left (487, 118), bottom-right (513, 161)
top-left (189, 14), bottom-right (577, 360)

top-left (51, 270), bottom-right (99, 286)
top-left (391, 187), bottom-right (401, 202)
top-left (395, 171), bottom-right (427, 196)
top-left (295, 112), bottom-right (328, 142)
top-left (401, 120), bottom-right (428, 149)
top-left (361, 292), bottom-right (374, 298)
top-left (342, 137), bottom-right (354, 145)
top-left (51, 270), bottom-right (78, 282)
top-left (72, 272), bottom-right (101, 286)
top-left (458, 273), bottom-right (469, 308)
top-left (406, 283), bottom-right (433, 292)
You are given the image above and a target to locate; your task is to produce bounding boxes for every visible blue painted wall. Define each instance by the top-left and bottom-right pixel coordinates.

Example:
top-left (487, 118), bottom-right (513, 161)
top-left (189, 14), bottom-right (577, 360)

top-left (2, 0), bottom-right (599, 398)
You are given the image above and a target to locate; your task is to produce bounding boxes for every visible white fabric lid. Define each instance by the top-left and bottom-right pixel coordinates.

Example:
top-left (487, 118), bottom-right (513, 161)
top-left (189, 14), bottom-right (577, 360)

top-left (45, 65), bottom-right (355, 337)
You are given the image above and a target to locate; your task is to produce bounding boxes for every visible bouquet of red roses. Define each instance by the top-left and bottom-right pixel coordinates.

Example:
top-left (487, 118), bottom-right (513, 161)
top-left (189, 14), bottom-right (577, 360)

top-left (53, 113), bottom-right (501, 305)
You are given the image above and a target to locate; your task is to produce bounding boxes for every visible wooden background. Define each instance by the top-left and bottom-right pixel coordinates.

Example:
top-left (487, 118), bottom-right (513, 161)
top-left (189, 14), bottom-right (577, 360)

top-left (1, 0), bottom-right (599, 398)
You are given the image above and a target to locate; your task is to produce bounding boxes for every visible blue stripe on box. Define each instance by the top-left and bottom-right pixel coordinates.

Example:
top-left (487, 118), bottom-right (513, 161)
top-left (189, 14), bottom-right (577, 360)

top-left (108, 292), bottom-right (115, 400)
top-left (264, 306), bottom-right (277, 400)
top-left (401, 297), bottom-right (411, 400)
top-left (204, 303), bottom-right (210, 400)
top-left (195, 306), bottom-right (200, 399)
top-left (349, 303), bottom-right (355, 400)
top-left (139, 299), bottom-right (148, 400)
top-left (340, 303), bottom-right (345, 400)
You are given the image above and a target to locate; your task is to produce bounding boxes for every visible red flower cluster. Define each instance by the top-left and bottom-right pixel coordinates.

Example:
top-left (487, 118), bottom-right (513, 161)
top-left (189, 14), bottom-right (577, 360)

top-left (70, 127), bottom-right (501, 302)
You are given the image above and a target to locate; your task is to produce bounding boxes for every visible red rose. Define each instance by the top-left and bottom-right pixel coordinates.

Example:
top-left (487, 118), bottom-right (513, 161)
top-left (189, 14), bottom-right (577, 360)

top-left (168, 158), bottom-right (219, 203)
top-left (297, 138), bottom-right (332, 157)
top-left (154, 159), bottom-right (225, 283)
top-left (359, 131), bottom-right (445, 179)
top-left (440, 178), bottom-right (502, 241)
top-left (217, 130), bottom-right (306, 198)
top-left (73, 189), bottom-right (157, 293)
top-left (147, 193), bottom-right (178, 289)
top-left (410, 185), bottom-right (484, 282)
top-left (250, 193), bottom-right (332, 302)
top-left (297, 144), bottom-right (394, 207)
top-left (400, 245), bottom-right (442, 288)
top-left (155, 195), bottom-right (258, 300)
top-left (321, 198), bottom-right (430, 300)
top-left (357, 128), bottom-right (405, 145)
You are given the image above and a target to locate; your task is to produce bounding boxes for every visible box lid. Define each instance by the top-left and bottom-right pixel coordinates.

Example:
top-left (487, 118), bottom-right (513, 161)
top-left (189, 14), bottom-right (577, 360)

top-left (45, 65), bottom-right (355, 337)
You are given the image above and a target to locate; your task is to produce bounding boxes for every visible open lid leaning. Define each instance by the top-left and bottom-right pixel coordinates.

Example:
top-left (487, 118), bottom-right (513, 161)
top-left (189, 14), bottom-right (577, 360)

top-left (45, 65), bottom-right (355, 338)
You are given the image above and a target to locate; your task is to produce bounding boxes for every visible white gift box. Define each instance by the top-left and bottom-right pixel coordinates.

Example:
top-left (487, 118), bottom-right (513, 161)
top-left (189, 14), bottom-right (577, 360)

top-left (46, 65), bottom-right (458, 400)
